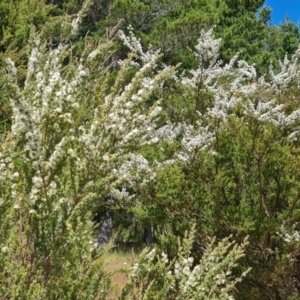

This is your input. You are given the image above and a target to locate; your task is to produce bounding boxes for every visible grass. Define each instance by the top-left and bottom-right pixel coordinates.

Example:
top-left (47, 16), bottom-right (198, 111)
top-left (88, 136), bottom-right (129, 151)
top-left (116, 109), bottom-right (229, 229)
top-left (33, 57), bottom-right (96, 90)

top-left (103, 242), bottom-right (143, 299)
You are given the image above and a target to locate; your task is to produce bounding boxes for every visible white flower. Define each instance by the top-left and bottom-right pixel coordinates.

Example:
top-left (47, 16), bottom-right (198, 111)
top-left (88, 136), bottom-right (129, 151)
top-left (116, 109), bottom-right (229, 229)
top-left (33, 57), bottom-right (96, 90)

top-left (6, 58), bottom-right (17, 76)
top-left (103, 154), bottom-right (109, 161)
top-left (145, 248), bottom-right (156, 261)
top-left (49, 72), bottom-right (61, 85)
top-left (87, 50), bottom-right (99, 61)
top-left (161, 252), bottom-right (168, 264)
top-left (79, 67), bottom-right (89, 77)
top-left (174, 263), bottom-right (181, 279)
top-left (182, 265), bottom-right (190, 276)
top-left (32, 176), bottom-right (43, 188)
top-left (67, 148), bottom-right (76, 157)
top-left (36, 71), bottom-right (43, 80)
top-left (1, 247), bottom-right (8, 253)
top-left (71, 18), bottom-right (79, 34)
top-left (131, 263), bottom-right (140, 277)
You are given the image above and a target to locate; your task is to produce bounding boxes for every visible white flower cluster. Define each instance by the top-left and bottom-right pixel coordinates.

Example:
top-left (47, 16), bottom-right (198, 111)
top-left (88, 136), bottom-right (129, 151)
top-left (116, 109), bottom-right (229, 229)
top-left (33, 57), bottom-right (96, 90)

top-left (193, 27), bottom-right (221, 70)
top-left (5, 58), bottom-right (17, 76)
top-left (115, 153), bottom-right (156, 186)
top-left (175, 28), bottom-right (300, 162)
top-left (9, 28), bottom-right (177, 215)
top-left (278, 222), bottom-right (300, 244)
top-left (145, 248), bottom-right (156, 261)
top-left (9, 42), bottom-right (88, 146)
top-left (269, 46), bottom-right (300, 93)
top-left (146, 122), bottom-right (182, 142)
top-left (177, 124), bottom-right (215, 162)
top-left (0, 151), bottom-right (14, 182)
top-left (70, 0), bottom-right (91, 35)
top-left (118, 26), bottom-right (161, 65)
top-left (125, 229), bottom-right (248, 300)
top-left (130, 263), bottom-right (140, 278)
top-left (172, 238), bottom-right (248, 299)
top-left (181, 28), bottom-right (237, 91)
top-left (1, 10), bottom-right (187, 299)
top-left (110, 187), bottom-right (136, 202)
top-left (76, 43), bottom-right (174, 178)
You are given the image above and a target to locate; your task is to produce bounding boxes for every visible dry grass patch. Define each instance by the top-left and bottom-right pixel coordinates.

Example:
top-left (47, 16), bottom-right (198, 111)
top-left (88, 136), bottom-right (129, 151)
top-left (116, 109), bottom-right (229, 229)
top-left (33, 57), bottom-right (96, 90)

top-left (103, 249), bottom-right (133, 299)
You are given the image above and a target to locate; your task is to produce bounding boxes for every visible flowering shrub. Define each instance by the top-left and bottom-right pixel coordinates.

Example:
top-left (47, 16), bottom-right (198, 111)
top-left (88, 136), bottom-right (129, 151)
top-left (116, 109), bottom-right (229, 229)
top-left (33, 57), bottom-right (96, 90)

top-left (157, 28), bottom-right (300, 299)
top-left (0, 3), bottom-right (175, 298)
top-left (119, 27), bottom-right (300, 299)
top-left (121, 225), bottom-right (250, 300)
top-left (2, 1), bottom-right (300, 297)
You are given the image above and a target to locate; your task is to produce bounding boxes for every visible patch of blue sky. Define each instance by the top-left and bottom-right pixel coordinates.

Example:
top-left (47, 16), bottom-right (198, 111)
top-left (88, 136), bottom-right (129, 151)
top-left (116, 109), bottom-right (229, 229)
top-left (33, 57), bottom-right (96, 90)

top-left (263, 0), bottom-right (300, 26)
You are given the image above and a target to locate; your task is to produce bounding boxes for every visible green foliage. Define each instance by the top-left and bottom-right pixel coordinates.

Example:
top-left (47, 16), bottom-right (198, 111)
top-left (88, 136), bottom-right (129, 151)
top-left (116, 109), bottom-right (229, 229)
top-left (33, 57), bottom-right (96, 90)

top-left (0, 0), bottom-right (51, 51)
top-left (266, 17), bottom-right (300, 67)
top-left (95, 0), bottom-right (224, 70)
top-left (181, 97), bottom-right (300, 297)
top-left (215, 3), bottom-right (300, 75)
top-left (91, 0), bottom-right (300, 75)
top-left (215, 1), bottom-right (269, 75)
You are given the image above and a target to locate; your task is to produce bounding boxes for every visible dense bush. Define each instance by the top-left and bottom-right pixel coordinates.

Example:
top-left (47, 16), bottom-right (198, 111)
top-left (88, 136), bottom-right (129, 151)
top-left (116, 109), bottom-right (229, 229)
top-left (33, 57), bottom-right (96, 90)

top-left (1, 1), bottom-right (300, 299)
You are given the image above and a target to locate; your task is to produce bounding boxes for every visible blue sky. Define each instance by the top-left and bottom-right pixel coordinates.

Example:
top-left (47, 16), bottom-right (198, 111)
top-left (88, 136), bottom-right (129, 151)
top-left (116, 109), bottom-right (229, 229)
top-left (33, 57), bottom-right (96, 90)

top-left (264, 0), bottom-right (300, 25)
